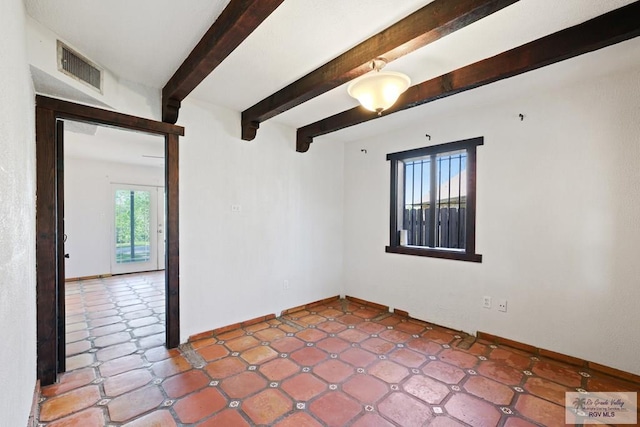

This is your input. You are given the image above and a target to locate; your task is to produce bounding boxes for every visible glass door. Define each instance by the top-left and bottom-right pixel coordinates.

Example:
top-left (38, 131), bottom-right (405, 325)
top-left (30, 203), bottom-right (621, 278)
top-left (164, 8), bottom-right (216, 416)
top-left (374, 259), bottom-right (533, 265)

top-left (111, 184), bottom-right (160, 274)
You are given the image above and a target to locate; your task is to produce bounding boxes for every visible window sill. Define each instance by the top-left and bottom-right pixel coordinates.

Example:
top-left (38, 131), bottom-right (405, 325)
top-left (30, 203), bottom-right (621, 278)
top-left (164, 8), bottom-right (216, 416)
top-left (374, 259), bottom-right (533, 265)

top-left (385, 245), bottom-right (482, 263)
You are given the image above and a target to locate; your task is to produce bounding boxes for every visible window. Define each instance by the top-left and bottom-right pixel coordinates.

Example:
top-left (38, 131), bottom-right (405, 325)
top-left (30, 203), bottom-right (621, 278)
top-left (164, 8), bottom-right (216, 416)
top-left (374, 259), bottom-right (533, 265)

top-left (386, 137), bottom-right (483, 262)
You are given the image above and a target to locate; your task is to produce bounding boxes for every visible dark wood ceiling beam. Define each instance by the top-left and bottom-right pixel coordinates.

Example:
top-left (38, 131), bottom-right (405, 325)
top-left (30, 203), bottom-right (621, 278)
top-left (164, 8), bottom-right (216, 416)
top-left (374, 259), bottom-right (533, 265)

top-left (296, 1), bottom-right (640, 152)
top-left (162, 0), bottom-right (284, 123)
top-left (241, 0), bottom-right (520, 140)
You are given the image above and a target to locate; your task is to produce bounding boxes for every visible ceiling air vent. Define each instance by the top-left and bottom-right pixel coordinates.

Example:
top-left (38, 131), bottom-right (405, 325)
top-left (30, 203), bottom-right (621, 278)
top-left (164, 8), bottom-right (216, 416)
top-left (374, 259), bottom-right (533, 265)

top-left (57, 41), bottom-right (102, 93)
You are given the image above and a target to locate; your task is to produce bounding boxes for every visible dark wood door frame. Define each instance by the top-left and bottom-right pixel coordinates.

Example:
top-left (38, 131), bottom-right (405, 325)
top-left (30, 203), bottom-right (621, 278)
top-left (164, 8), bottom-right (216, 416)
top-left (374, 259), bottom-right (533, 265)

top-left (35, 95), bottom-right (184, 386)
top-left (56, 120), bottom-right (66, 374)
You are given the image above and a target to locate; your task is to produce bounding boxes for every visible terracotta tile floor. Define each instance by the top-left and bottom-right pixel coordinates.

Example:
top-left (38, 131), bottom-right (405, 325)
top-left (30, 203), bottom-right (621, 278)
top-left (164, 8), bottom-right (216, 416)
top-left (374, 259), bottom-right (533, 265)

top-left (38, 273), bottom-right (639, 426)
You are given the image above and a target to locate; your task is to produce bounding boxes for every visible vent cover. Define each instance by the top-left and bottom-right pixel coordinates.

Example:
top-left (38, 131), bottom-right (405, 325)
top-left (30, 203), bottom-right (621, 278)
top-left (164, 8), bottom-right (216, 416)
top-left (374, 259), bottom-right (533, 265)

top-left (57, 41), bottom-right (102, 92)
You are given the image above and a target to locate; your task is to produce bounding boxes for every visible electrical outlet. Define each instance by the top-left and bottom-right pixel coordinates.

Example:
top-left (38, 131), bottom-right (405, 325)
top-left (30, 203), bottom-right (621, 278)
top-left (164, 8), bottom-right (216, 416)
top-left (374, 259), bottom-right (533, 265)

top-left (483, 296), bottom-right (492, 309)
top-left (498, 299), bottom-right (507, 312)
top-left (231, 204), bottom-right (242, 213)
top-left (283, 280), bottom-right (290, 290)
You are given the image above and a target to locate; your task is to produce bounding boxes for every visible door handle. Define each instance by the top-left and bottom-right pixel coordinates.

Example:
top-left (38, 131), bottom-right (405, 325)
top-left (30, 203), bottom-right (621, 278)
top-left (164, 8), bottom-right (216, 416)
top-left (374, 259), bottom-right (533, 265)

top-left (64, 254), bottom-right (70, 259)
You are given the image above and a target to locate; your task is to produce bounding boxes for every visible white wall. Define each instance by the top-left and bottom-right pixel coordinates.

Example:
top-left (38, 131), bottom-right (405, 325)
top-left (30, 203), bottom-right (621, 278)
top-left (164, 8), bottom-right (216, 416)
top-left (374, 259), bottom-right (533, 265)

top-left (342, 53), bottom-right (640, 375)
top-left (0, 0), bottom-right (37, 425)
top-left (178, 99), bottom-right (344, 341)
top-left (64, 156), bottom-right (164, 278)
top-left (27, 15), bottom-right (168, 278)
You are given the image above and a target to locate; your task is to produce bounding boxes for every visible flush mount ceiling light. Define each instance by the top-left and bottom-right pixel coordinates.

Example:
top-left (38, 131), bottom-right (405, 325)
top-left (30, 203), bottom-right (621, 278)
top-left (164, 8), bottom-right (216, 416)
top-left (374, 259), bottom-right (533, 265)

top-left (347, 58), bottom-right (411, 115)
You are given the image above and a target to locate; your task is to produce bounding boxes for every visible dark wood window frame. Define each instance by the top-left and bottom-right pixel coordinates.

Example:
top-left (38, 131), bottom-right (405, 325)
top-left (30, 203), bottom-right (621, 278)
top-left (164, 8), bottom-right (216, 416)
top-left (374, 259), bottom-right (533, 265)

top-left (35, 95), bottom-right (184, 386)
top-left (386, 137), bottom-right (483, 263)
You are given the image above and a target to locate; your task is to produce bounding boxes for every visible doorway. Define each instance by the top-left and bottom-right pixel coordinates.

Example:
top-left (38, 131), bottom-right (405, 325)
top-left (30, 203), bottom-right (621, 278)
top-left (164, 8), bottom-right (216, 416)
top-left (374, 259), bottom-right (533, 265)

top-left (63, 123), bottom-right (169, 379)
top-left (35, 95), bottom-right (183, 386)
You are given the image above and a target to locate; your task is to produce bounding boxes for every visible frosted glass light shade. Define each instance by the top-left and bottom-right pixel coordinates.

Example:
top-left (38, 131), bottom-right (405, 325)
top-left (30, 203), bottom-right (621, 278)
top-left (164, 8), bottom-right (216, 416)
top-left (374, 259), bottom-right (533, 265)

top-left (347, 71), bottom-right (411, 113)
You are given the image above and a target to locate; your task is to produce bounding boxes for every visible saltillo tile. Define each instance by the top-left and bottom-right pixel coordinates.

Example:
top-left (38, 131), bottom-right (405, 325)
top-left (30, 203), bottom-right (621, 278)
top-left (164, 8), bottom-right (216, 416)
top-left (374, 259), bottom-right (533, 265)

top-left (309, 391), bottom-right (361, 426)
top-left (40, 386), bottom-right (101, 422)
top-left (378, 392), bottom-right (434, 426)
top-left (243, 389), bottom-right (292, 425)
top-left (107, 385), bottom-right (164, 423)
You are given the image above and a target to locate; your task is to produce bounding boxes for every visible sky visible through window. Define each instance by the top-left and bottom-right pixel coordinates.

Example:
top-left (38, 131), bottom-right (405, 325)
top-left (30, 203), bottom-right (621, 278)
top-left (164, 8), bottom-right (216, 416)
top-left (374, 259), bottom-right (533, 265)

top-left (404, 150), bottom-right (467, 207)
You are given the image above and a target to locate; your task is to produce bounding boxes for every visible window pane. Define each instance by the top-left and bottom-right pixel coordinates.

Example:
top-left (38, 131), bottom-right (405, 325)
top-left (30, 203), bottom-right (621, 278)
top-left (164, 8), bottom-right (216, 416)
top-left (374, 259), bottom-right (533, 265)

top-left (115, 190), bottom-right (151, 263)
top-left (403, 158), bottom-right (430, 246)
top-left (435, 151), bottom-right (467, 249)
top-left (401, 150), bottom-right (467, 249)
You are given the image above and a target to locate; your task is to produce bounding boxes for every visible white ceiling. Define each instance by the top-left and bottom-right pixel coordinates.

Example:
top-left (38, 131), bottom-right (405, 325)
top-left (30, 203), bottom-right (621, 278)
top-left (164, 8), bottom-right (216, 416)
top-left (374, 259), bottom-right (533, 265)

top-left (25, 0), bottom-right (231, 88)
top-left (325, 36), bottom-right (640, 144)
top-left (26, 0), bottom-right (638, 157)
top-left (190, 0), bottom-right (636, 128)
top-left (64, 123), bottom-right (165, 168)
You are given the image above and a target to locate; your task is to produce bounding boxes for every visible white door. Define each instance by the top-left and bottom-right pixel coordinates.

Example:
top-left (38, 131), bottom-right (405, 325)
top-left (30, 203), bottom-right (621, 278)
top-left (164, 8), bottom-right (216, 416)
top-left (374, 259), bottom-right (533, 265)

top-left (111, 184), bottom-right (164, 274)
top-left (156, 186), bottom-right (165, 271)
